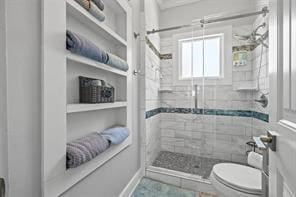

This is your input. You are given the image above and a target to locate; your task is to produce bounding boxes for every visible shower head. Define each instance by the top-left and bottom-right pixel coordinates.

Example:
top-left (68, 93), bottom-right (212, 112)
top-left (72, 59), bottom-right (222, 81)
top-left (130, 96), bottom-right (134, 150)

top-left (234, 22), bottom-right (268, 47)
top-left (253, 22), bottom-right (266, 36)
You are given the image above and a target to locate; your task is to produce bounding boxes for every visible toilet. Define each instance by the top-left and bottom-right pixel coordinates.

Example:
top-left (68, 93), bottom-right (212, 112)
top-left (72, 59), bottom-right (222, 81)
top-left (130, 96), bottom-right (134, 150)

top-left (210, 163), bottom-right (262, 197)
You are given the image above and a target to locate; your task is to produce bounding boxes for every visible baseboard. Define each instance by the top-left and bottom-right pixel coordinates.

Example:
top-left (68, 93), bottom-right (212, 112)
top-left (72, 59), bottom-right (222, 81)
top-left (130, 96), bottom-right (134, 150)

top-left (119, 169), bottom-right (143, 197)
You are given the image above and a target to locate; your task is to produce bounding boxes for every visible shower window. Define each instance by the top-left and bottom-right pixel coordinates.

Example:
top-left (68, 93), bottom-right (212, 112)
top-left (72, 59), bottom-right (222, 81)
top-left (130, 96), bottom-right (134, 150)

top-left (179, 34), bottom-right (223, 79)
top-left (172, 26), bottom-right (232, 86)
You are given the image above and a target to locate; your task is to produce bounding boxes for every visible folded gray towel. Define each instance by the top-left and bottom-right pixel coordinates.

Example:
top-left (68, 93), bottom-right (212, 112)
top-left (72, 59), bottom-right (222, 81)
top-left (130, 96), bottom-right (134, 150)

top-left (92, 0), bottom-right (104, 11)
top-left (100, 126), bottom-right (129, 145)
top-left (106, 53), bottom-right (129, 71)
top-left (66, 30), bottom-right (109, 63)
top-left (89, 1), bottom-right (105, 22)
top-left (66, 132), bottom-right (109, 169)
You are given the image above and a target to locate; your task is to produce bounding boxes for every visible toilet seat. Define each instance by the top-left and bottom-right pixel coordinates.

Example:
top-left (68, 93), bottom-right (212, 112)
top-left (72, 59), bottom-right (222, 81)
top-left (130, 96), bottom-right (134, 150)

top-left (212, 163), bottom-right (262, 195)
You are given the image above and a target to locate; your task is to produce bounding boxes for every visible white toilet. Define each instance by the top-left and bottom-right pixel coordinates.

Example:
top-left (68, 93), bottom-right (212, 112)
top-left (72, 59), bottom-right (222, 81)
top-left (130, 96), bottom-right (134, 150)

top-left (210, 163), bottom-right (262, 197)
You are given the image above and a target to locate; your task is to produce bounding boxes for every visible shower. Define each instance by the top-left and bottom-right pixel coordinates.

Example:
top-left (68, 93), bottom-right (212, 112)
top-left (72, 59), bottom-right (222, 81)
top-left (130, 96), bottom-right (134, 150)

top-left (235, 22), bottom-right (269, 106)
top-left (143, 3), bottom-right (271, 194)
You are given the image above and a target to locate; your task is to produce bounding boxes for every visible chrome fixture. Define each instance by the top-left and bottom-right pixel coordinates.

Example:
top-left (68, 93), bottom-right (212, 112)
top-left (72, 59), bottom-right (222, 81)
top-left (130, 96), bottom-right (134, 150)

top-left (255, 94), bottom-right (268, 108)
top-left (147, 7), bottom-right (269, 35)
top-left (253, 130), bottom-right (278, 197)
top-left (133, 32), bottom-right (140, 39)
top-left (234, 22), bottom-right (269, 48)
top-left (194, 85), bottom-right (198, 109)
top-left (133, 69), bottom-right (143, 76)
top-left (253, 131), bottom-right (277, 152)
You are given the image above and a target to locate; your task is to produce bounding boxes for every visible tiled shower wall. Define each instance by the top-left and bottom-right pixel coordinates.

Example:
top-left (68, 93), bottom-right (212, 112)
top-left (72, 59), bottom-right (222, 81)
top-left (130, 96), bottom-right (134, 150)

top-left (145, 42), bottom-right (161, 165)
top-left (157, 22), bottom-right (269, 163)
top-left (144, 0), bottom-right (162, 166)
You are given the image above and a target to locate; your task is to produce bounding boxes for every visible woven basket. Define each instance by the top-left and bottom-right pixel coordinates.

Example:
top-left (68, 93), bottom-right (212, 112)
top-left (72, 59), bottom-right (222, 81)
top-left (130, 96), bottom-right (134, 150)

top-left (79, 76), bottom-right (115, 103)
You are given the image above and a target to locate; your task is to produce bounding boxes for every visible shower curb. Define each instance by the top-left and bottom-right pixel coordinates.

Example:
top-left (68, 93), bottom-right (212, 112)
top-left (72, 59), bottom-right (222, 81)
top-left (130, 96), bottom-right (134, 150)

top-left (146, 166), bottom-right (216, 194)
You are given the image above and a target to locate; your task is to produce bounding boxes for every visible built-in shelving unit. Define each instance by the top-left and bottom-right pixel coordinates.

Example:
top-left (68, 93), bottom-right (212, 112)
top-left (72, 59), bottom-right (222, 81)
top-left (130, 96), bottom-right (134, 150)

top-left (66, 0), bottom-right (127, 47)
top-left (67, 53), bottom-right (128, 76)
top-left (67, 102), bottom-right (127, 113)
top-left (42, 0), bottom-right (132, 196)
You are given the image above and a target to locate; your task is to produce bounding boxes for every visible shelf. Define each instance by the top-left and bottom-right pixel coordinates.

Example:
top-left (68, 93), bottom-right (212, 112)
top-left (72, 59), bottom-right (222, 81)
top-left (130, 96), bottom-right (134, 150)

top-left (235, 86), bottom-right (259, 91)
top-left (67, 53), bottom-right (128, 76)
top-left (66, 0), bottom-right (127, 47)
top-left (67, 102), bottom-right (127, 113)
top-left (45, 137), bottom-right (132, 197)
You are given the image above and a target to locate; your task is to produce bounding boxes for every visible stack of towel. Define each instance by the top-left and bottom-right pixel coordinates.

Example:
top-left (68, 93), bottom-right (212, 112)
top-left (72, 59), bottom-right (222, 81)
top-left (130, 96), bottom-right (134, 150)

top-left (66, 30), bottom-right (129, 71)
top-left (66, 126), bottom-right (129, 169)
top-left (75, 0), bottom-right (106, 22)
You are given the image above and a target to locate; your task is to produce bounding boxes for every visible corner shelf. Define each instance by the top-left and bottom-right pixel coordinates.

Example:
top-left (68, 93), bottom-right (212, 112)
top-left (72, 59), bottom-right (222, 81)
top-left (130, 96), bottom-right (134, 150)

top-left (235, 86), bottom-right (259, 91)
top-left (158, 88), bottom-right (173, 93)
top-left (66, 0), bottom-right (127, 47)
top-left (67, 53), bottom-right (128, 77)
top-left (67, 102), bottom-right (127, 113)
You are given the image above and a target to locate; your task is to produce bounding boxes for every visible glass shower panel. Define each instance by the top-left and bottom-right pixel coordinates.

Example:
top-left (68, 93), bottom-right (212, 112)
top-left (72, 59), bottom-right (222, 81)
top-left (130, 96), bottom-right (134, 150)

top-left (187, 23), bottom-right (221, 179)
top-left (150, 4), bottom-right (269, 182)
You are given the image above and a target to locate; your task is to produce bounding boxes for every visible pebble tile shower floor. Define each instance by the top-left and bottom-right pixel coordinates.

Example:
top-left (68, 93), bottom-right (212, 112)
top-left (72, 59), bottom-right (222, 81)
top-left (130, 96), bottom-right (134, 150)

top-left (152, 151), bottom-right (235, 179)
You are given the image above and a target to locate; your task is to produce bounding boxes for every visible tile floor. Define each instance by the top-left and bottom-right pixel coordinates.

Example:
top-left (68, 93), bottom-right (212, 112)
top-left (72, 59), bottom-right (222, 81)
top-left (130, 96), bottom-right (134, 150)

top-left (131, 178), bottom-right (217, 197)
top-left (152, 151), bottom-right (239, 179)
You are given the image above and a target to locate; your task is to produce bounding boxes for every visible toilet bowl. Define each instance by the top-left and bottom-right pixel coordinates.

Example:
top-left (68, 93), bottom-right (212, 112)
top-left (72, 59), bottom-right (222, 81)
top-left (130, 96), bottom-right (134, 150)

top-left (210, 163), bottom-right (262, 197)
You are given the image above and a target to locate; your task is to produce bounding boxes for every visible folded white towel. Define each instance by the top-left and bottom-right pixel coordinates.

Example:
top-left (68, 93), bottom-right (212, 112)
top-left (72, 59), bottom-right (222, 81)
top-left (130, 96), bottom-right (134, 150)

top-left (247, 151), bottom-right (263, 170)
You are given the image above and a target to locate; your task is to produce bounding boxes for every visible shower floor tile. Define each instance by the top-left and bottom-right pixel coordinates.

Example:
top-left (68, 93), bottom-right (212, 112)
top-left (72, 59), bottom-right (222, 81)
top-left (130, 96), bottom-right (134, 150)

top-left (152, 151), bottom-right (232, 179)
top-left (131, 178), bottom-right (196, 197)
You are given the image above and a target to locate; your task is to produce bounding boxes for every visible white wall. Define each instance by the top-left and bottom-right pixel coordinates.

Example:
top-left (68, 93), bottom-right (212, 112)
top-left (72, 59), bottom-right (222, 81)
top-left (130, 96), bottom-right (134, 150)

top-left (0, 0), bottom-right (8, 193)
top-left (5, 0), bottom-right (42, 196)
top-left (160, 0), bottom-right (257, 28)
top-left (145, 0), bottom-right (160, 48)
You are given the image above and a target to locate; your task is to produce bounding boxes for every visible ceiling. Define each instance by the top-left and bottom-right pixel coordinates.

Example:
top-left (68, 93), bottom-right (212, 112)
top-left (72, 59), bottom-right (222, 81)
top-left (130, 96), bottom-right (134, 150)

top-left (156, 0), bottom-right (202, 10)
top-left (156, 0), bottom-right (269, 10)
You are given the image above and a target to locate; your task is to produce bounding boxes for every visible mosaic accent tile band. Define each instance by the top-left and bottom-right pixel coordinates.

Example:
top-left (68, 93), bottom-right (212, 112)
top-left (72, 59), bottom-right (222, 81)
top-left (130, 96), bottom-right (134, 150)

top-left (145, 36), bottom-right (173, 60)
top-left (145, 107), bottom-right (269, 122)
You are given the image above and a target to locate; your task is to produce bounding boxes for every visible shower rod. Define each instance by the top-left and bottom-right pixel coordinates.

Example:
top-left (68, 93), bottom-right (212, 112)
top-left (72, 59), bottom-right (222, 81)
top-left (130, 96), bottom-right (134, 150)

top-left (147, 6), bottom-right (269, 35)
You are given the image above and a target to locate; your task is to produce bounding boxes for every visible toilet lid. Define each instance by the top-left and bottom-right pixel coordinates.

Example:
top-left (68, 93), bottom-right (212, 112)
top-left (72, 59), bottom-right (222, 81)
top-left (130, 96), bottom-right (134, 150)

top-left (212, 163), bottom-right (262, 195)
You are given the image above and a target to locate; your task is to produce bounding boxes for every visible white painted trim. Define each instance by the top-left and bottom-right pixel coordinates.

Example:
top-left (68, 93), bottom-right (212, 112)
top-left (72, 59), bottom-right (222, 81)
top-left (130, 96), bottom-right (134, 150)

top-left (145, 166), bottom-right (216, 194)
top-left (156, 0), bottom-right (201, 10)
top-left (67, 0), bottom-right (127, 46)
top-left (67, 102), bottom-right (127, 113)
top-left (146, 166), bottom-right (211, 184)
top-left (118, 169), bottom-right (144, 197)
top-left (67, 53), bottom-right (128, 77)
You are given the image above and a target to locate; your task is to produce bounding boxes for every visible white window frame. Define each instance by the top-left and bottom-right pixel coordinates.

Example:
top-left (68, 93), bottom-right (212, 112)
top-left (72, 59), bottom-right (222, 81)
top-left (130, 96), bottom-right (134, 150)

top-left (178, 34), bottom-right (224, 80)
top-left (173, 25), bottom-right (233, 86)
